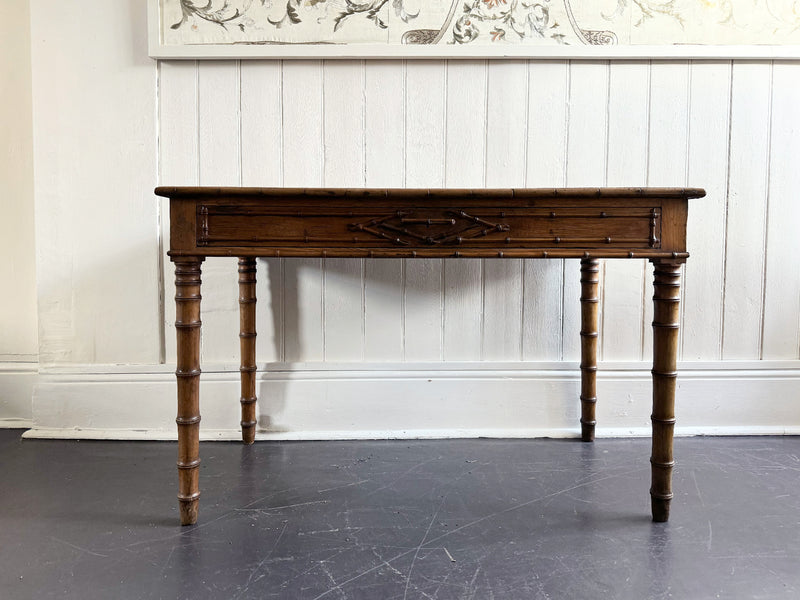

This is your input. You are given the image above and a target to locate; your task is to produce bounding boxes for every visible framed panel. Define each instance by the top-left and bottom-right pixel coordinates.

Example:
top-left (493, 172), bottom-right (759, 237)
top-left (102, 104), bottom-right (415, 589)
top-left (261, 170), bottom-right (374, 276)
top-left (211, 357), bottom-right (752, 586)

top-left (149, 0), bottom-right (800, 59)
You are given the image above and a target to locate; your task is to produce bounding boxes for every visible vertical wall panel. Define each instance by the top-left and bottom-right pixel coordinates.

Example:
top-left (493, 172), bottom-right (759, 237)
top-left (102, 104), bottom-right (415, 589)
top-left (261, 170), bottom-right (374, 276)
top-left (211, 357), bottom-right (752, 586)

top-left (405, 62), bottom-right (446, 186)
top-left (525, 61), bottom-right (569, 188)
top-left (240, 61), bottom-right (284, 362)
top-left (682, 61), bottom-right (731, 360)
top-left (363, 61), bottom-right (405, 361)
top-left (322, 61), bottom-right (365, 361)
top-left (283, 62), bottom-right (325, 362)
top-left (196, 62), bottom-right (241, 364)
top-left (565, 62), bottom-right (609, 186)
top-left (647, 62), bottom-right (690, 186)
top-left (443, 61), bottom-right (487, 360)
top-left (322, 61), bottom-right (366, 361)
top-left (31, 0), bottom-right (159, 365)
top-left (364, 255), bottom-right (404, 362)
top-left (602, 62), bottom-right (650, 361)
top-left (762, 62), bottom-right (800, 359)
top-left (404, 62), bottom-right (446, 360)
top-left (722, 62), bottom-right (773, 360)
top-left (282, 62), bottom-right (324, 186)
top-left (563, 62), bottom-right (609, 361)
top-left (364, 61), bottom-right (405, 187)
top-left (645, 61), bottom-right (690, 359)
top-left (0, 0), bottom-right (37, 362)
top-left (159, 61), bottom-right (199, 364)
top-left (442, 257), bottom-right (482, 361)
top-left (240, 62), bottom-right (283, 186)
top-left (154, 59), bottom-right (796, 371)
top-left (523, 61), bottom-right (569, 361)
top-left (322, 61), bottom-right (365, 187)
top-left (483, 61), bottom-right (528, 360)
top-left (198, 63), bottom-right (241, 180)
top-left (484, 61), bottom-right (529, 186)
top-left (482, 260), bottom-right (524, 360)
top-left (444, 61), bottom-right (487, 189)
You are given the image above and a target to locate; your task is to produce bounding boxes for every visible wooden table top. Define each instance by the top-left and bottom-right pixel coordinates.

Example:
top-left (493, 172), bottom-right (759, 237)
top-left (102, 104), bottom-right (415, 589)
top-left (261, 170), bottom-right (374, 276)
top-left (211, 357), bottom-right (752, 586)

top-left (156, 186), bottom-right (707, 200)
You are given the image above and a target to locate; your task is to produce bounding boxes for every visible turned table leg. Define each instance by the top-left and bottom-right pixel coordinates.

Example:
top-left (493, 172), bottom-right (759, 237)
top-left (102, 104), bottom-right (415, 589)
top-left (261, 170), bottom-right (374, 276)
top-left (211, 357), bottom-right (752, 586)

top-left (650, 259), bottom-right (682, 522)
top-left (580, 258), bottom-right (600, 442)
top-left (174, 257), bottom-right (204, 526)
top-left (238, 258), bottom-right (258, 445)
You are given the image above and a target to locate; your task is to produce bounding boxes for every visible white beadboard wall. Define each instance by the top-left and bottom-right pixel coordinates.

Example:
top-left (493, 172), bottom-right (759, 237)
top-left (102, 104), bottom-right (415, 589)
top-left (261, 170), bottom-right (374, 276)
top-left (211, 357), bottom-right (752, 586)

top-left (157, 59), bottom-right (800, 366)
top-left (23, 0), bottom-right (800, 438)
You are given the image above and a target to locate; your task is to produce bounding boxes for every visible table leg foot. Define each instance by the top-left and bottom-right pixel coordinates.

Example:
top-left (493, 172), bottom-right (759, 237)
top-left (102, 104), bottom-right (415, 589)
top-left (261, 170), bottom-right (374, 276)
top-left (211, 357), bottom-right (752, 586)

top-left (651, 495), bottom-right (672, 523)
top-left (241, 425), bottom-right (256, 445)
top-left (179, 494), bottom-right (200, 526)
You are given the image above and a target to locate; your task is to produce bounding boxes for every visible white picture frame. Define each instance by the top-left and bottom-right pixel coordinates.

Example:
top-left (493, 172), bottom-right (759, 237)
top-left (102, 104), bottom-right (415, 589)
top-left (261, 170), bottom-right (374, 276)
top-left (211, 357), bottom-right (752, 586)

top-left (148, 0), bottom-right (800, 60)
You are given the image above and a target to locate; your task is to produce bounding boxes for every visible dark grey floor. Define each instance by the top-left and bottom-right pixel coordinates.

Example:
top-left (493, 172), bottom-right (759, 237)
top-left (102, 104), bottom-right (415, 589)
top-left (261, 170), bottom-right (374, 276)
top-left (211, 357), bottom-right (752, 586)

top-left (1, 430), bottom-right (798, 600)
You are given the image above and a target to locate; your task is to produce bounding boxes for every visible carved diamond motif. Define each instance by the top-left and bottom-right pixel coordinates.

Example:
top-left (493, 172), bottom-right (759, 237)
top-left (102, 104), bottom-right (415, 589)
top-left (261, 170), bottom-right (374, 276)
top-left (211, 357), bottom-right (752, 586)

top-left (349, 211), bottom-right (509, 246)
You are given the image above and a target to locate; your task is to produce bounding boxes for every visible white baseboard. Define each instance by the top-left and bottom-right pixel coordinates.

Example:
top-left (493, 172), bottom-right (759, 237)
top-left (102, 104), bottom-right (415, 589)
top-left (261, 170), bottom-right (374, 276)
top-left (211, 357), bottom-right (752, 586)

top-left (0, 362), bottom-right (37, 426)
top-left (0, 419), bottom-right (34, 429)
top-left (21, 425), bottom-right (800, 441)
top-left (23, 361), bottom-right (800, 440)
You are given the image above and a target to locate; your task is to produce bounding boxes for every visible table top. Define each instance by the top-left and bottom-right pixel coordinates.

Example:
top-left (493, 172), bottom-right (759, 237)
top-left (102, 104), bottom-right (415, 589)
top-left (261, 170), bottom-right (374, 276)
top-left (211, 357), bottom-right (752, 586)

top-left (156, 186), bottom-right (706, 200)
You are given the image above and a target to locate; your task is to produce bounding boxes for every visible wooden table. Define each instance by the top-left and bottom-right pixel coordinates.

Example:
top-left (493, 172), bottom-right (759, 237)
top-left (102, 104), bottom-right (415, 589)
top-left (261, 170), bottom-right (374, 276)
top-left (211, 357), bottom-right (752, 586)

top-left (155, 186), bottom-right (705, 526)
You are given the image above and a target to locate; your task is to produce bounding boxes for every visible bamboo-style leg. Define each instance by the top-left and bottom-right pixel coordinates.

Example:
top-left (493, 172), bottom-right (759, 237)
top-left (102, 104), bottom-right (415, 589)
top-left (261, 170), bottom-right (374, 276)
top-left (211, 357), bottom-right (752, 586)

top-left (174, 257), bottom-right (204, 526)
top-left (650, 259), bottom-right (682, 522)
top-left (580, 258), bottom-right (600, 442)
top-left (238, 257), bottom-right (257, 445)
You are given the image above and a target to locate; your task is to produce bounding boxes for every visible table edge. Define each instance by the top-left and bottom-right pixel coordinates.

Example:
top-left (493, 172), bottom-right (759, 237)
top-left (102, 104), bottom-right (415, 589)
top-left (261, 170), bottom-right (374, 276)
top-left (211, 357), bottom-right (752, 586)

top-left (154, 186), bottom-right (707, 200)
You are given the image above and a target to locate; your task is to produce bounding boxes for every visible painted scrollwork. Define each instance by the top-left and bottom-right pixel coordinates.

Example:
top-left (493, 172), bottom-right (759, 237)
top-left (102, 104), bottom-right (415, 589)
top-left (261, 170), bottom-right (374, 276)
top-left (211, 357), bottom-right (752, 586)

top-left (563, 0), bottom-right (618, 45)
top-left (170, 0), bottom-right (253, 31)
top-left (451, 0), bottom-right (566, 45)
top-left (168, 0), bottom-right (614, 44)
top-left (162, 0), bottom-right (800, 48)
top-left (402, 0), bottom-right (618, 46)
top-left (400, 29), bottom-right (440, 44)
top-left (170, 0), bottom-right (418, 33)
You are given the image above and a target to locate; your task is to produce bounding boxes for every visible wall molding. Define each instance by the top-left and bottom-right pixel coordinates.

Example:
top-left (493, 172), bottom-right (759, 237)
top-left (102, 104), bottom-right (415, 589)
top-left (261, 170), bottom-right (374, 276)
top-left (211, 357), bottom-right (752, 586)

top-left (24, 360), bottom-right (800, 440)
top-left (150, 43), bottom-right (800, 61)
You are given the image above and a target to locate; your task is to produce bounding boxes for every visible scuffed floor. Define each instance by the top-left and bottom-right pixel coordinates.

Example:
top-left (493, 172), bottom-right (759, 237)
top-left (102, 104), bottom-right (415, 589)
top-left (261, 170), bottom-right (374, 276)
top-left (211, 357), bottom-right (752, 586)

top-left (1, 430), bottom-right (798, 599)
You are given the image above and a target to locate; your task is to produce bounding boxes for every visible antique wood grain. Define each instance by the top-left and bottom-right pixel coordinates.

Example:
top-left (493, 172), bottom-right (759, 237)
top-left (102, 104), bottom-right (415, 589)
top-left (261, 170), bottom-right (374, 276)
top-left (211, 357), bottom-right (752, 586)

top-left (159, 186), bottom-right (704, 525)
top-left (161, 188), bottom-right (697, 260)
top-left (579, 258), bottom-right (600, 442)
top-left (238, 257), bottom-right (257, 445)
top-left (650, 259), bottom-right (682, 522)
top-left (173, 257), bottom-right (203, 526)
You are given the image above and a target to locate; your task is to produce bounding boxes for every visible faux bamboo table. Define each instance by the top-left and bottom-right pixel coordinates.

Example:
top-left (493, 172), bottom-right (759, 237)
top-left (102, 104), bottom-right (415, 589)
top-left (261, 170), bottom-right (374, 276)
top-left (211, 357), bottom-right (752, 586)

top-left (155, 186), bottom-right (705, 526)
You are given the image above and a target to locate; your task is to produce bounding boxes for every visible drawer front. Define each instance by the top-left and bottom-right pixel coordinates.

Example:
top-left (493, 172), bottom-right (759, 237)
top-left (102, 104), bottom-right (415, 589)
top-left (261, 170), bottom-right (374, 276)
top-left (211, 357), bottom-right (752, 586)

top-left (197, 205), bottom-right (661, 250)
